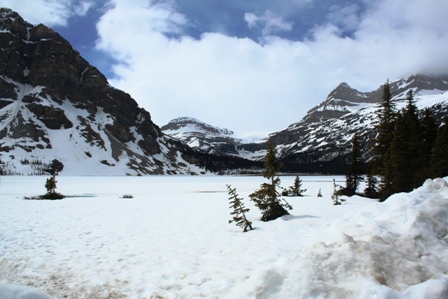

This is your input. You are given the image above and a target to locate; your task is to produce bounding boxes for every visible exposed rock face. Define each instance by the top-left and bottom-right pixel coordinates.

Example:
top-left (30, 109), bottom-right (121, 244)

top-left (0, 8), bottom-right (200, 175)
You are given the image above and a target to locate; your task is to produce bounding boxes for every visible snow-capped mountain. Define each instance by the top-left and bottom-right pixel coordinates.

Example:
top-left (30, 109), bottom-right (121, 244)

top-left (163, 74), bottom-right (448, 174)
top-left (161, 117), bottom-right (269, 161)
top-left (269, 74), bottom-right (448, 173)
top-left (161, 117), bottom-right (242, 155)
top-left (0, 8), bottom-right (204, 175)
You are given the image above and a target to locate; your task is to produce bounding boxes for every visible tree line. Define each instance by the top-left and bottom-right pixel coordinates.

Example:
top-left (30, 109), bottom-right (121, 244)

top-left (344, 82), bottom-right (448, 200)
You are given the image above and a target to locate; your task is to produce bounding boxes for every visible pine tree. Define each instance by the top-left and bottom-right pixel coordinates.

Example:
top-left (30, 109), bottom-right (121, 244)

top-left (389, 113), bottom-right (412, 192)
top-left (249, 141), bottom-right (292, 221)
top-left (343, 133), bottom-right (364, 196)
top-left (227, 184), bottom-right (253, 232)
top-left (420, 108), bottom-right (438, 180)
top-left (431, 116), bottom-right (448, 177)
top-left (43, 173), bottom-right (64, 199)
top-left (331, 179), bottom-right (345, 205)
top-left (370, 81), bottom-right (396, 200)
top-left (284, 176), bottom-right (307, 196)
top-left (45, 174), bottom-right (57, 195)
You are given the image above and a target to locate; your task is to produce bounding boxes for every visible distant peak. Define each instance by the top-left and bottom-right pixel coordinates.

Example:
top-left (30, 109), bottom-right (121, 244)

top-left (335, 82), bottom-right (352, 89)
top-left (162, 117), bottom-right (234, 136)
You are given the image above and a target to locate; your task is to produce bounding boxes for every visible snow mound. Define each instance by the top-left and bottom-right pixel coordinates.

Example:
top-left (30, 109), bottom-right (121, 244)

top-left (229, 178), bottom-right (448, 298)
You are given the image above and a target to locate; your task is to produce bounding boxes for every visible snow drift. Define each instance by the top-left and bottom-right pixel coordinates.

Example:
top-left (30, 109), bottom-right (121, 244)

top-left (230, 178), bottom-right (448, 298)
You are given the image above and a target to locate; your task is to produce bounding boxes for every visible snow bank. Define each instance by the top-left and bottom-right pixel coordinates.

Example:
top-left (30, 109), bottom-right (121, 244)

top-left (228, 178), bottom-right (448, 298)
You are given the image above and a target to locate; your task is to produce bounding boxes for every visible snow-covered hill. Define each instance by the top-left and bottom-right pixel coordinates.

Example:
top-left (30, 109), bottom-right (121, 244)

top-left (0, 8), bottom-right (204, 175)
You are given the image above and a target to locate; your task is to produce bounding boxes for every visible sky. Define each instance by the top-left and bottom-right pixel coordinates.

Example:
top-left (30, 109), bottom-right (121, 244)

top-left (2, 0), bottom-right (448, 139)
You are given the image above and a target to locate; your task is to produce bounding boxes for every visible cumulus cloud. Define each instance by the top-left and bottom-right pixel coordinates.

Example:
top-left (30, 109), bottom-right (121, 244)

top-left (93, 0), bottom-right (448, 136)
top-left (245, 10), bottom-right (294, 37)
top-left (5, 0), bottom-right (448, 136)
top-left (1, 0), bottom-right (94, 26)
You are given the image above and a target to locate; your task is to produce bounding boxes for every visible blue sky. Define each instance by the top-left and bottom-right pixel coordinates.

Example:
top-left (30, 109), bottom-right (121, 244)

top-left (3, 0), bottom-right (448, 138)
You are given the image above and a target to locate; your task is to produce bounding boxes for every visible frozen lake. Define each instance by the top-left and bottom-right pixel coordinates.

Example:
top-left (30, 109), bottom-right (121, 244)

top-left (1, 175), bottom-right (447, 298)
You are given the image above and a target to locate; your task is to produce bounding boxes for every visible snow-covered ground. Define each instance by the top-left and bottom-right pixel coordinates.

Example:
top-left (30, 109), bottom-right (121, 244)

top-left (0, 175), bottom-right (447, 298)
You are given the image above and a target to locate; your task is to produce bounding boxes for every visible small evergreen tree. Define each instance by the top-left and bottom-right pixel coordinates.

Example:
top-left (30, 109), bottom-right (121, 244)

top-left (331, 179), bottom-right (345, 205)
top-left (45, 174), bottom-right (57, 195)
top-left (43, 173), bottom-right (64, 199)
top-left (227, 184), bottom-right (253, 232)
top-left (283, 176), bottom-right (307, 196)
top-left (342, 133), bottom-right (364, 196)
top-left (250, 141), bottom-right (292, 221)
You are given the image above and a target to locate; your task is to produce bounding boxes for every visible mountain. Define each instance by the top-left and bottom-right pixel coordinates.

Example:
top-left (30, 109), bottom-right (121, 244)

top-left (0, 8), bottom-right (204, 175)
top-left (161, 117), bottom-right (242, 155)
top-left (161, 117), bottom-right (269, 161)
top-left (299, 75), bottom-right (448, 125)
top-left (164, 74), bottom-right (448, 174)
top-left (269, 74), bottom-right (448, 173)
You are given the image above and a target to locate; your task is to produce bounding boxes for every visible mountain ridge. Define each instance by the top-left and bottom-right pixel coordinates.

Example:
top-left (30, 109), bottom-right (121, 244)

top-left (164, 73), bottom-right (448, 173)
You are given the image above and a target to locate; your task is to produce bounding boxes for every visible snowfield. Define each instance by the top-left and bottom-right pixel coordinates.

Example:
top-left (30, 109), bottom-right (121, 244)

top-left (0, 175), bottom-right (447, 298)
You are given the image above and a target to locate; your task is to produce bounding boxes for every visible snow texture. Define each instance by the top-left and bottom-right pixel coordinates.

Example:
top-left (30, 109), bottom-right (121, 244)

top-left (0, 176), bottom-right (448, 298)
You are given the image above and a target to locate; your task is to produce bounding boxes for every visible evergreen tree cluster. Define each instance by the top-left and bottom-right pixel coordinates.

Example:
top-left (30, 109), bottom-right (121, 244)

top-left (370, 83), bottom-right (448, 200)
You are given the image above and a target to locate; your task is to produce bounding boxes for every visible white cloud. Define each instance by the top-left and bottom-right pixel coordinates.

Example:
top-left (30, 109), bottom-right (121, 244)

top-left (94, 0), bottom-right (448, 135)
top-left (5, 0), bottom-right (448, 136)
top-left (1, 0), bottom-right (72, 26)
top-left (1, 0), bottom-right (94, 26)
top-left (244, 10), bottom-right (293, 36)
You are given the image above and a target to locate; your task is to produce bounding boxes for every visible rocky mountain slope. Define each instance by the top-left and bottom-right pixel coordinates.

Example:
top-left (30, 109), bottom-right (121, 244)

top-left (0, 8), bottom-right (204, 175)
